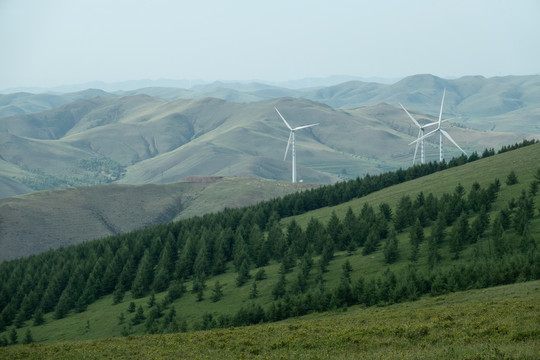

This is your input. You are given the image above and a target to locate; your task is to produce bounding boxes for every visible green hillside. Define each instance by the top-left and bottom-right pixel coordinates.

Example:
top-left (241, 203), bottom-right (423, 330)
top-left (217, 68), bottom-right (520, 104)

top-left (0, 142), bottom-right (538, 353)
top-left (2, 280), bottom-right (538, 359)
top-left (0, 176), bottom-right (316, 261)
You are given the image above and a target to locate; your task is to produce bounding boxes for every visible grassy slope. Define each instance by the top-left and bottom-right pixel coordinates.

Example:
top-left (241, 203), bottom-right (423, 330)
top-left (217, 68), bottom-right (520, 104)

top-left (0, 176), bottom-right (316, 261)
top-left (1, 143), bottom-right (538, 347)
top-left (2, 280), bottom-right (539, 359)
top-left (287, 142), bottom-right (540, 228)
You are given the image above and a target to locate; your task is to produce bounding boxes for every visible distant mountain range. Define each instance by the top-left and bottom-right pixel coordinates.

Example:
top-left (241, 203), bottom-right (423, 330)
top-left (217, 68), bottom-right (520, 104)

top-left (0, 75), bottom-right (396, 94)
top-left (0, 74), bottom-right (538, 199)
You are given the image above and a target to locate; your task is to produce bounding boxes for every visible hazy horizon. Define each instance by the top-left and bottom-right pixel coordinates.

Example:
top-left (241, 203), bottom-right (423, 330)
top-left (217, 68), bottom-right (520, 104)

top-left (1, 1), bottom-right (539, 90)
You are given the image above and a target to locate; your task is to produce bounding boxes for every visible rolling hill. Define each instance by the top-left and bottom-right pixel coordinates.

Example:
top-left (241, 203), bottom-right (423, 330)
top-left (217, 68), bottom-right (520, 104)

top-left (0, 90), bottom-right (534, 199)
top-left (0, 176), bottom-right (317, 262)
top-left (2, 74), bottom-right (539, 134)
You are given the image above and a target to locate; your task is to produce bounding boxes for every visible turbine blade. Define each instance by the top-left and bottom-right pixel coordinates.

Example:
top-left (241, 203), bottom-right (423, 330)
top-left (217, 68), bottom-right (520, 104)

top-left (399, 103), bottom-right (421, 128)
top-left (438, 88), bottom-right (446, 125)
top-left (293, 123), bottom-right (319, 131)
top-left (441, 129), bottom-right (466, 155)
top-left (275, 107), bottom-right (292, 130)
top-left (409, 128), bottom-right (438, 145)
top-left (423, 121), bottom-right (439, 128)
top-left (284, 131), bottom-right (292, 160)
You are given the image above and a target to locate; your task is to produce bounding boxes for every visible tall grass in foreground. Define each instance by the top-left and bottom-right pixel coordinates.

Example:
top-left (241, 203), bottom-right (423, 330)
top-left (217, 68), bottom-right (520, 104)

top-left (2, 280), bottom-right (539, 359)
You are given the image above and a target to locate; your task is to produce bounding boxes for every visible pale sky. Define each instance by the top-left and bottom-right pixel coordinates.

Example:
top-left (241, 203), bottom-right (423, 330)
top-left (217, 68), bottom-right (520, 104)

top-left (1, 0), bottom-right (539, 89)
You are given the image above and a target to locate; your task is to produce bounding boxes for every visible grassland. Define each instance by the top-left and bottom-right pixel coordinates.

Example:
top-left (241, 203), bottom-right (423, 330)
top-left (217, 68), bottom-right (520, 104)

top-left (2, 280), bottom-right (539, 359)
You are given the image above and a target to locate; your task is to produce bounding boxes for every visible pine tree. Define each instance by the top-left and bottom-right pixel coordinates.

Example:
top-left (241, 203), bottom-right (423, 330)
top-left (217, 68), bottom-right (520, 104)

top-left (251, 225), bottom-right (270, 267)
top-left (268, 223), bottom-right (286, 261)
top-left (306, 217), bottom-right (326, 254)
top-left (249, 281), bottom-right (258, 299)
top-left (127, 302), bottom-right (136, 313)
top-left (505, 170), bottom-right (518, 185)
top-left (211, 281), bottom-right (224, 302)
top-left (9, 328), bottom-right (17, 345)
top-left (362, 228), bottom-right (380, 255)
top-left (212, 237), bottom-right (228, 275)
top-left (427, 235), bottom-right (441, 268)
top-left (166, 280), bottom-right (185, 303)
top-left (333, 260), bottom-right (353, 307)
top-left (409, 219), bottom-right (424, 262)
top-left (112, 285), bottom-right (125, 305)
top-left (394, 195), bottom-right (413, 232)
top-left (147, 292), bottom-right (156, 308)
top-left (131, 305), bottom-right (145, 325)
top-left (232, 234), bottom-right (250, 272)
top-left (342, 207), bottom-right (359, 249)
top-left (32, 307), bottom-right (44, 326)
top-left (254, 268), bottom-right (267, 281)
top-left (319, 236), bottom-right (334, 270)
top-left (326, 211), bottom-right (343, 247)
top-left (450, 212), bottom-right (469, 259)
top-left (193, 245), bottom-right (209, 285)
top-left (383, 228), bottom-right (399, 264)
top-left (378, 203), bottom-right (393, 221)
top-left (54, 293), bottom-right (71, 320)
top-left (196, 282), bottom-right (205, 302)
top-left (341, 260), bottom-right (353, 283)
top-left (236, 259), bottom-right (251, 287)
top-left (272, 272), bottom-right (287, 300)
top-left (529, 180), bottom-right (539, 196)
top-left (287, 219), bottom-right (307, 257)
top-left (131, 250), bottom-right (152, 298)
top-left (429, 212), bottom-right (444, 250)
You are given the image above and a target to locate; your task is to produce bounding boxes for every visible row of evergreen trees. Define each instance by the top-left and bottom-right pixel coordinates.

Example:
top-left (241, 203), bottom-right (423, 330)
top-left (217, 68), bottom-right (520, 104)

top-left (0, 140), bottom-right (538, 335)
top-left (165, 172), bottom-right (540, 332)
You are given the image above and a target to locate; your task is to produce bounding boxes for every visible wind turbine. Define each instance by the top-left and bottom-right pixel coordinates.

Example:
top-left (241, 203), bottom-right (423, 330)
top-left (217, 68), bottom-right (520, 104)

top-left (399, 103), bottom-right (439, 165)
top-left (409, 89), bottom-right (466, 162)
top-left (275, 107), bottom-right (319, 184)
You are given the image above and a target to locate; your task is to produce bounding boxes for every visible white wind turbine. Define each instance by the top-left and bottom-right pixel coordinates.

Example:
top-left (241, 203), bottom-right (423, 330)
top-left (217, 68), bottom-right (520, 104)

top-left (399, 103), bottom-right (439, 165)
top-left (275, 107), bottom-right (319, 184)
top-left (409, 89), bottom-right (466, 162)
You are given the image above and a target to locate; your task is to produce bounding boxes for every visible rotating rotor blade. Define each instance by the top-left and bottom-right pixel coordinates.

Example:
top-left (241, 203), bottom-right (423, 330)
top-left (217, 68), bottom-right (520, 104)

top-left (399, 103), bottom-right (421, 128)
top-left (409, 128), bottom-right (438, 145)
top-left (292, 123), bottom-right (319, 131)
top-left (438, 88), bottom-right (446, 125)
top-left (284, 131), bottom-right (292, 160)
top-left (441, 129), bottom-right (467, 155)
top-left (423, 120), bottom-right (440, 128)
top-left (275, 107), bottom-right (292, 130)
top-left (424, 118), bottom-right (452, 129)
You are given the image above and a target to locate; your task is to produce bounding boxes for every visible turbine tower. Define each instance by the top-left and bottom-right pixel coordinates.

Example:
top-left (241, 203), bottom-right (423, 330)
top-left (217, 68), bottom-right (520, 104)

top-left (275, 107), bottom-right (318, 184)
top-left (409, 89), bottom-right (466, 162)
top-left (399, 103), bottom-right (438, 165)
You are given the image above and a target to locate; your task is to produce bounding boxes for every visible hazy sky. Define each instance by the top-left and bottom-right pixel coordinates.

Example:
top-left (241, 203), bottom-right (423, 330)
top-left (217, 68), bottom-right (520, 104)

top-left (1, 0), bottom-right (539, 89)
